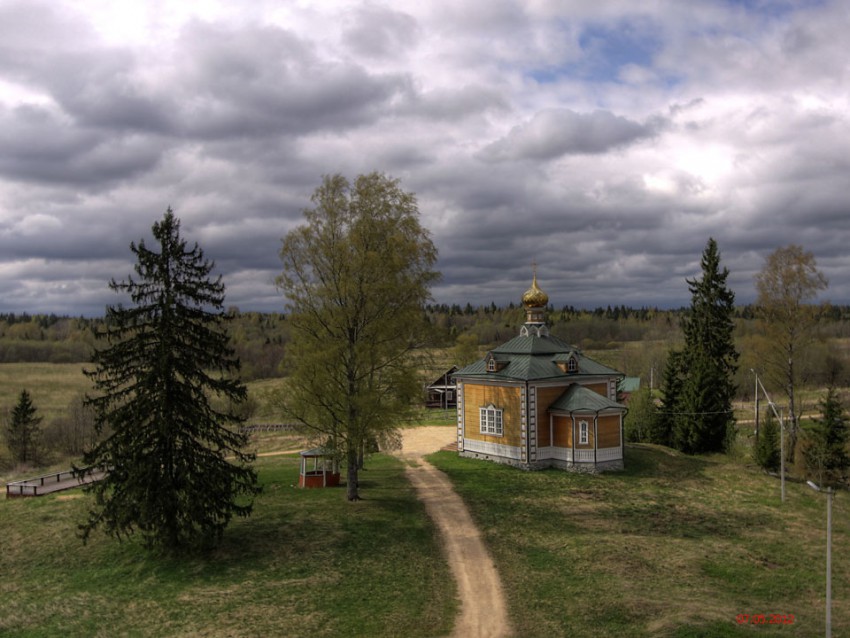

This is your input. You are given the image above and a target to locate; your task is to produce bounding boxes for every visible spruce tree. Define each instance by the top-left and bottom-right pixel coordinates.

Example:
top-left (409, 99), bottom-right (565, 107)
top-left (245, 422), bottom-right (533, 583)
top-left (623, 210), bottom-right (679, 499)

top-left (77, 209), bottom-right (258, 551)
top-left (674, 355), bottom-right (732, 453)
top-left (668, 238), bottom-right (739, 454)
top-left (5, 389), bottom-right (43, 464)
top-left (657, 351), bottom-right (683, 448)
top-left (754, 410), bottom-right (780, 472)
top-left (803, 386), bottom-right (849, 486)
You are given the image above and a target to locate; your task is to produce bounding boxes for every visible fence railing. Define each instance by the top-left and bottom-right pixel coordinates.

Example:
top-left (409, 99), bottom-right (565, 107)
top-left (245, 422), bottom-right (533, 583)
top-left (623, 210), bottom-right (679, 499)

top-left (5, 468), bottom-right (102, 498)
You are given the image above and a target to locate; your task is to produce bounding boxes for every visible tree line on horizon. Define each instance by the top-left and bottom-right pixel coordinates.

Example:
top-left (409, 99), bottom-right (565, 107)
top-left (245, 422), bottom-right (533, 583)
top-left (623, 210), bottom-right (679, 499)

top-left (4, 300), bottom-right (850, 369)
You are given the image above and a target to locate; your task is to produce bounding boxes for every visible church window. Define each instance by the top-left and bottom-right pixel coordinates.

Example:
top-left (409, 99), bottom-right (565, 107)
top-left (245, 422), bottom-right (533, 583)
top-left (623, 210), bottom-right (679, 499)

top-left (487, 358), bottom-right (496, 372)
top-left (579, 420), bottom-right (589, 445)
top-left (567, 357), bottom-right (577, 373)
top-left (479, 405), bottom-right (503, 436)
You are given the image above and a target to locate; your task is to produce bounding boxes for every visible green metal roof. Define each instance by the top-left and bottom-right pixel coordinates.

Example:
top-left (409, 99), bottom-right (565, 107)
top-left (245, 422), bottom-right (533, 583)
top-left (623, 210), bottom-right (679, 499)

top-left (549, 384), bottom-right (626, 413)
top-left (618, 376), bottom-right (641, 393)
top-left (492, 334), bottom-right (574, 355)
top-left (454, 331), bottom-right (623, 382)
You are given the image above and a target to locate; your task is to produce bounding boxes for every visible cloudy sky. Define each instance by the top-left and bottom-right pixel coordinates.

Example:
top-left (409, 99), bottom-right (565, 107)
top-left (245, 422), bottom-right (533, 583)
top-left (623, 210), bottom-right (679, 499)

top-left (0, 0), bottom-right (847, 315)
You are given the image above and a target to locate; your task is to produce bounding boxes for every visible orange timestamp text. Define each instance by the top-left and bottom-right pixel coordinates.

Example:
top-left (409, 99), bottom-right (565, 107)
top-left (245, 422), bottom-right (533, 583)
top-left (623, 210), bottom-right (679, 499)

top-left (736, 613), bottom-right (795, 625)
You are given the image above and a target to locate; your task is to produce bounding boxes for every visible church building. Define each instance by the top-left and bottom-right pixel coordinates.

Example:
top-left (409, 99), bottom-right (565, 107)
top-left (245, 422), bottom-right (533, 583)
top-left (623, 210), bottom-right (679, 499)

top-left (453, 274), bottom-right (627, 472)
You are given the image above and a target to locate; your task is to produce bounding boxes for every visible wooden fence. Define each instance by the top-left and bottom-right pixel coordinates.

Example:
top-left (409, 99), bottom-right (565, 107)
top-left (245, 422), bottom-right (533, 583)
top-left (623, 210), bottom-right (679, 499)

top-left (6, 469), bottom-right (104, 498)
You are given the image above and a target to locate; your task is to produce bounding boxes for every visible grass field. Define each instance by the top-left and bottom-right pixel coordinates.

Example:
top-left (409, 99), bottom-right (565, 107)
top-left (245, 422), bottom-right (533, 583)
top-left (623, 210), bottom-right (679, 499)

top-left (428, 446), bottom-right (848, 637)
top-left (0, 362), bottom-right (90, 423)
top-left (0, 453), bottom-right (456, 637)
top-left (0, 364), bottom-right (289, 428)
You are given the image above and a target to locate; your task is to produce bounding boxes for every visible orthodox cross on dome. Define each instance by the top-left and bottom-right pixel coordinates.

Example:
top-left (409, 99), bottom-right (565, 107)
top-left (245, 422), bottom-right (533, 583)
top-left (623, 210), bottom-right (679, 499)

top-left (522, 262), bottom-right (548, 309)
top-left (520, 264), bottom-right (549, 337)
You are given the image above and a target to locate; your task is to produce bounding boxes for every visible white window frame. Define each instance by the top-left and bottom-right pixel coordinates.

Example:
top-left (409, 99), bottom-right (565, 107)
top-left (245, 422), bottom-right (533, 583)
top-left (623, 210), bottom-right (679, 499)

top-left (579, 420), bottom-right (589, 445)
top-left (567, 357), bottom-right (578, 373)
top-left (479, 405), bottom-right (504, 436)
top-left (487, 358), bottom-right (496, 372)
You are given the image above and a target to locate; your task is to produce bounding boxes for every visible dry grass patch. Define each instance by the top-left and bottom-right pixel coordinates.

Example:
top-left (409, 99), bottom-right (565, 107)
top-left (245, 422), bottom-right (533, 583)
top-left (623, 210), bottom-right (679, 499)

top-left (0, 362), bottom-right (89, 422)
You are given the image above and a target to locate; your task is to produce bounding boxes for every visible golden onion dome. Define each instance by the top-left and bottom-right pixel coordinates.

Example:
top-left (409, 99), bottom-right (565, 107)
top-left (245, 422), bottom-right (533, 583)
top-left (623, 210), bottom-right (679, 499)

top-left (522, 272), bottom-right (548, 308)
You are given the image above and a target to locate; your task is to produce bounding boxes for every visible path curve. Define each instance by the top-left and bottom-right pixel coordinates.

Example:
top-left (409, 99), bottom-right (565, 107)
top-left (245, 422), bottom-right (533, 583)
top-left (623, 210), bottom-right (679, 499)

top-left (398, 427), bottom-right (512, 638)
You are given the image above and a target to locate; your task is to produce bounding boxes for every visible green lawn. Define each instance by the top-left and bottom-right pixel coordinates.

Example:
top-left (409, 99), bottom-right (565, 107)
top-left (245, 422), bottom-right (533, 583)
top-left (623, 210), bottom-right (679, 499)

top-left (0, 454), bottom-right (456, 637)
top-left (428, 446), bottom-right (848, 637)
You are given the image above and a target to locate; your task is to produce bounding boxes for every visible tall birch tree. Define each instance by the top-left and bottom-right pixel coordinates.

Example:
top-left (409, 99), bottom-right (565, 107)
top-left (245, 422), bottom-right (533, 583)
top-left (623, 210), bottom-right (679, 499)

top-left (278, 173), bottom-right (439, 501)
top-left (754, 244), bottom-right (828, 462)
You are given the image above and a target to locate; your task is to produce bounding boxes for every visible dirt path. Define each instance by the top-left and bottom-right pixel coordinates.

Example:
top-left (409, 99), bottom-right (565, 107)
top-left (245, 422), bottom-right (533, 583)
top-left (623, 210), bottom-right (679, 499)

top-left (397, 427), bottom-right (512, 638)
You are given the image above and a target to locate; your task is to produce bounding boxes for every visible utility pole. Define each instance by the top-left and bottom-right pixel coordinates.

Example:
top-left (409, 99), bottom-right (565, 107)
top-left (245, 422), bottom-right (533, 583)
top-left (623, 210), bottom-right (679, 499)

top-left (753, 370), bottom-right (760, 446)
top-left (808, 480), bottom-right (833, 638)
top-left (828, 486), bottom-right (833, 638)
top-left (779, 406), bottom-right (785, 503)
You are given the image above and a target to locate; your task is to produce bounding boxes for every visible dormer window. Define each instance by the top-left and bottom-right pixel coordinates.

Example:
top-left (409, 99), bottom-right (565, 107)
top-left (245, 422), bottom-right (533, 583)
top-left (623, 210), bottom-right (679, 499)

top-left (556, 355), bottom-right (579, 374)
top-left (485, 352), bottom-right (506, 373)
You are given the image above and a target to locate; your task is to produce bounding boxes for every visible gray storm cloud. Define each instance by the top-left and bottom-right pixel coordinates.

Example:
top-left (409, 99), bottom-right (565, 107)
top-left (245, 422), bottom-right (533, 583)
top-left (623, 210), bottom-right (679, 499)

top-left (0, 0), bottom-right (847, 314)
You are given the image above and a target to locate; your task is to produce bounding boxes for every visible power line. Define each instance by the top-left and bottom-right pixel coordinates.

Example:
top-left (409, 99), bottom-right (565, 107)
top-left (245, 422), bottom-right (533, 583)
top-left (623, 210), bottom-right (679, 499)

top-left (656, 409), bottom-right (735, 416)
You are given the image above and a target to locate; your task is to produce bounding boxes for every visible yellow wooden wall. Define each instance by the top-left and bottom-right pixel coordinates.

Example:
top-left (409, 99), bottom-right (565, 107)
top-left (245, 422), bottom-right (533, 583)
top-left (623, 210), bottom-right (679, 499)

top-left (552, 414), bottom-right (572, 447)
top-left (535, 385), bottom-right (570, 447)
top-left (586, 382), bottom-right (608, 397)
top-left (598, 414), bottom-right (621, 448)
top-left (550, 413), bottom-right (621, 449)
top-left (462, 383), bottom-right (522, 447)
top-left (462, 381), bottom-right (622, 451)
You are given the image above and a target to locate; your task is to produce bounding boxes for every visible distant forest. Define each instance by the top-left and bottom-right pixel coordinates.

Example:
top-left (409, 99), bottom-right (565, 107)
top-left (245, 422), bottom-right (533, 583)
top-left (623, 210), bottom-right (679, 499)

top-left (0, 311), bottom-right (288, 381)
top-left (2, 304), bottom-right (850, 391)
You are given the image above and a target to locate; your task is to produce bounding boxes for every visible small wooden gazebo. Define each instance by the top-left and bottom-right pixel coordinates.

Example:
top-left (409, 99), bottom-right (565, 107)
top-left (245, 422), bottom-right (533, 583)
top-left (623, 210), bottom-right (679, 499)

top-left (298, 448), bottom-right (341, 488)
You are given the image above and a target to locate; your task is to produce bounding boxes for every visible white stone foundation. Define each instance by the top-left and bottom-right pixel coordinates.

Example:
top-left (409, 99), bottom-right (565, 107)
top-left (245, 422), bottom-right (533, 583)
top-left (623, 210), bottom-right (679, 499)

top-left (459, 442), bottom-right (623, 474)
